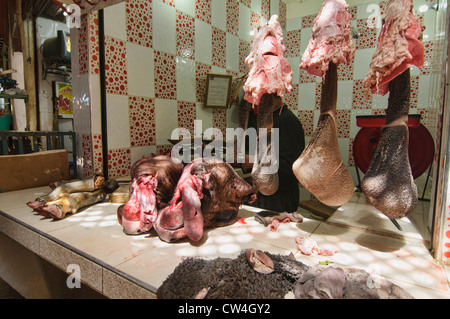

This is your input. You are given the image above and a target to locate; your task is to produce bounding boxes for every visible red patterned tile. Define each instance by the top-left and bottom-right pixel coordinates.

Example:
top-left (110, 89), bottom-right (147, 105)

top-left (261, 0), bottom-right (270, 21)
top-left (93, 134), bottom-right (103, 174)
top-left (250, 11), bottom-right (261, 36)
top-left (196, 62), bottom-right (212, 102)
top-left (213, 108), bottom-right (227, 134)
top-left (286, 29), bottom-right (302, 57)
top-left (108, 148), bottom-right (131, 178)
top-left (338, 60), bottom-right (354, 81)
top-left (352, 80), bottom-right (372, 109)
top-left (226, 0), bottom-right (239, 37)
top-left (240, 0), bottom-right (251, 8)
top-left (129, 96), bottom-right (156, 147)
top-left (297, 110), bottom-right (315, 137)
top-left (195, 0), bottom-right (211, 24)
top-left (356, 19), bottom-right (377, 50)
top-left (299, 69), bottom-right (316, 83)
top-left (284, 83), bottom-right (299, 111)
top-left (89, 12), bottom-right (99, 75)
top-left (212, 26), bottom-right (226, 68)
top-left (160, 0), bottom-right (175, 7)
top-left (421, 41), bottom-right (434, 75)
top-left (348, 137), bottom-right (355, 167)
top-left (302, 14), bottom-right (315, 29)
top-left (315, 82), bottom-right (322, 110)
top-left (78, 14), bottom-right (89, 75)
top-left (336, 109), bottom-right (351, 138)
top-left (410, 75), bottom-right (419, 109)
top-left (82, 134), bottom-right (93, 178)
top-left (239, 40), bottom-right (251, 74)
top-left (178, 101), bottom-right (197, 134)
top-left (157, 144), bottom-right (173, 156)
top-left (278, 1), bottom-right (286, 30)
top-left (154, 50), bottom-right (177, 99)
top-left (126, 0), bottom-right (153, 48)
top-left (105, 36), bottom-right (128, 95)
top-left (176, 10), bottom-right (195, 59)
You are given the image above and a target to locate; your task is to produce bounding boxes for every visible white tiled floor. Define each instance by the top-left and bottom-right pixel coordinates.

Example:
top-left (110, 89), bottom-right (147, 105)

top-left (0, 186), bottom-right (449, 299)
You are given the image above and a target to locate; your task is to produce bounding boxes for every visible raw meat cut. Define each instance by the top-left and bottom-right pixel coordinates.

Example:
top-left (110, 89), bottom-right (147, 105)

top-left (363, 0), bottom-right (424, 95)
top-left (243, 15), bottom-right (292, 107)
top-left (299, 0), bottom-right (355, 77)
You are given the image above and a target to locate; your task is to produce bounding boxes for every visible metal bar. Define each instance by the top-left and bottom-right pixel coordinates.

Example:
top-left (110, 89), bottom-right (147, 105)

top-left (98, 9), bottom-right (109, 180)
top-left (18, 137), bottom-right (24, 154)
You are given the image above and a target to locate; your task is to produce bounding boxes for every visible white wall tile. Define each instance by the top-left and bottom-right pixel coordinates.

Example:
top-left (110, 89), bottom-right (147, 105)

top-left (286, 56), bottom-right (300, 85)
top-left (127, 43), bottom-right (155, 98)
top-left (176, 56), bottom-right (196, 103)
top-left (153, 0), bottom-right (176, 54)
top-left (300, 27), bottom-right (312, 56)
top-left (353, 48), bottom-right (375, 80)
top-left (195, 19), bottom-right (212, 64)
top-left (337, 80), bottom-right (354, 110)
top-left (155, 99), bottom-right (178, 145)
top-left (195, 102), bottom-right (214, 131)
top-left (106, 94), bottom-right (130, 149)
top-left (418, 74), bottom-right (432, 108)
top-left (130, 145), bottom-right (157, 164)
top-left (298, 82), bottom-right (317, 110)
top-left (211, 0), bottom-right (227, 31)
top-left (90, 74), bottom-right (102, 135)
top-left (239, 4), bottom-right (252, 43)
top-left (174, 0), bottom-right (195, 16)
top-left (270, 0), bottom-right (280, 17)
top-left (104, 2), bottom-right (127, 41)
top-left (226, 33), bottom-right (240, 73)
top-left (251, 0), bottom-right (262, 16)
top-left (286, 17), bottom-right (302, 32)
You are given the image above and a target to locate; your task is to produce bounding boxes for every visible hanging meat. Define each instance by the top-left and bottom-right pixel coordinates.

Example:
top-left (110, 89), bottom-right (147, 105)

top-left (243, 15), bottom-right (292, 197)
top-left (363, 0), bottom-right (424, 95)
top-left (293, 0), bottom-right (355, 206)
top-left (243, 15), bottom-right (293, 107)
top-left (361, 0), bottom-right (424, 218)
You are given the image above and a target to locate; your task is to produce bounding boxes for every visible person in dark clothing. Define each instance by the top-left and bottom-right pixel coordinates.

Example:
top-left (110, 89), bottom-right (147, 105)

top-left (245, 96), bottom-right (305, 213)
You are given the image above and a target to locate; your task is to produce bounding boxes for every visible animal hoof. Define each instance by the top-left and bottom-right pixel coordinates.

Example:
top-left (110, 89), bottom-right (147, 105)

top-left (245, 249), bottom-right (274, 274)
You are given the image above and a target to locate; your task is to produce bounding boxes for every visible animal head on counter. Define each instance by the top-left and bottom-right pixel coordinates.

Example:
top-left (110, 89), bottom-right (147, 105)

top-left (243, 15), bottom-right (292, 107)
top-left (118, 156), bottom-right (256, 243)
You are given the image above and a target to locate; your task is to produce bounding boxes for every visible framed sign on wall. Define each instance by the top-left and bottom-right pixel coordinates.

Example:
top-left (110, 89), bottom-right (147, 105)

top-left (204, 73), bottom-right (232, 109)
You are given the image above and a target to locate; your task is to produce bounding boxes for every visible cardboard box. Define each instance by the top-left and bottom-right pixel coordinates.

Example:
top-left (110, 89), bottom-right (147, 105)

top-left (0, 150), bottom-right (69, 192)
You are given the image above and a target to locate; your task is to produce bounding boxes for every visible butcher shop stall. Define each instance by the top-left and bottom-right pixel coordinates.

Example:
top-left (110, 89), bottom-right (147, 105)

top-left (0, 0), bottom-right (450, 301)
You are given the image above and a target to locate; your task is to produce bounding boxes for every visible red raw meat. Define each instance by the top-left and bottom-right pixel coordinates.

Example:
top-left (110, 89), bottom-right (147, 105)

top-left (300, 0), bottom-right (355, 77)
top-left (244, 15), bottom-right (292, 106)
top-left (363, 0), bottom-right (424, 95)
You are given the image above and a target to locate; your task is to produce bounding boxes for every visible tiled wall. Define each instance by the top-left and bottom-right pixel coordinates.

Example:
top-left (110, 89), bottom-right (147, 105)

top-left (71, 0), bottom-right (444, 192)
top-left (72, 0), bottom-right (281, 179)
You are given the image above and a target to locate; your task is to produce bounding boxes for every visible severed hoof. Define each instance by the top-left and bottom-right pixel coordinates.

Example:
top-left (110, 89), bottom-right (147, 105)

top-left (41, 204), bottom-right (65, 220)
top-left (245, 249), bottom-right (274, 274)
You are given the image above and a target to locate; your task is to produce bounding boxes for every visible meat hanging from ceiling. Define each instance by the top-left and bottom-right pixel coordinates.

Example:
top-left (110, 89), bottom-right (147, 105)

top-left (243, 15), bottom-right (293, 197)
top-left (363, 0), bottom-right (425, 96)
top-left (292, 0), bottom-right (355, 207)
top-left (360, 0), bottom-right (425, 219)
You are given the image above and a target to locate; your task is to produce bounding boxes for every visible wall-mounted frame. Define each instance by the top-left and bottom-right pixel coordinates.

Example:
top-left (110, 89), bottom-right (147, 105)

top-left (204, 73), bottom-right (232, 109)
